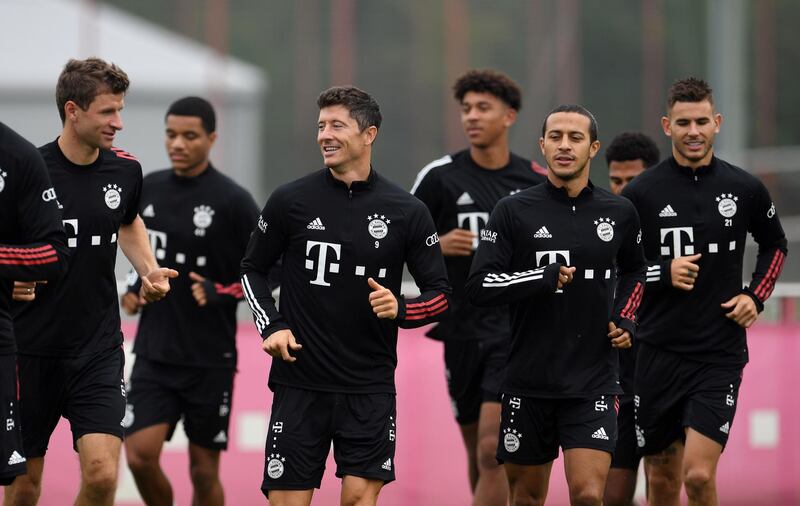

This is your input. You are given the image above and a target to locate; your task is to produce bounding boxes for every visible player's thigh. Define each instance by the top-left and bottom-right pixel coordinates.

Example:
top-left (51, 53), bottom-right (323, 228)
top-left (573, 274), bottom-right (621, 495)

top-left (341, 475), bottom-right (384, 505)
top-left (563, 447), bottom-right (611, 499)
top-left (0, 355), bottom-right (27, 484)
top-left (261, 387), bottom-right (334, 496)
top-left (16, 354), bottom-right (65, 458)
top-left (76, 432), bottom-right (122, 478)
top-left (610, 395), bottom-right (640, 471)
top-left (497, 395), bottom-right (558, 466)
top-left (181, 367), bottom-right (235, 451)
top-left (443, 339), bottom-right (484, 425)
top-left (333, 392), bottom-right (396, 485)
top-left (635, 344), bottom-right (687, 455)
top-left (505, 461), bottom-right (554, 503)
top-left (683, 363), bottom-right (743, 449)
top-left (123, 358), bottom-right (182, 440)
top-left (64, 346), bottom-right (126, 450)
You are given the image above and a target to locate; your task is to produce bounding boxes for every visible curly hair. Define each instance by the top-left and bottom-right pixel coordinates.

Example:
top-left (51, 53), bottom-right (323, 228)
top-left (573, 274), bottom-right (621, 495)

top-left (453, 69), bottom-right (522, 111)
top-left (317, 86), bottom-right (382, 131)
top-left (605, 132), bottom-right (660, 167)
top-left (56, 57), bottom-right (130, 123)
top-left (667, 77), bottom-right (713, 110)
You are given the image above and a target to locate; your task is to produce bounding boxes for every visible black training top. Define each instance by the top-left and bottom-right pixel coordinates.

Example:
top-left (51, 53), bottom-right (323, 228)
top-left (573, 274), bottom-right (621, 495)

top-left (0, 123), bottom-right (69, 354)
top-left (126, 166), bottom-right (259, 369)
top-left (411, 150), bottom-right (545, 342)
top-left (241, 168), bottom-right (452, 394)
top-left (14, 140), bottom-right (142, 357)
top-left (466, 180), bottom-right (646, 398)
top-left (622, 156), bottom-right (787, 364)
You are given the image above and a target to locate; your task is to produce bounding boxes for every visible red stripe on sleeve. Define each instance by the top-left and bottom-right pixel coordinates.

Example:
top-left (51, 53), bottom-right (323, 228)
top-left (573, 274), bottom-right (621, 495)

top-left (754, 250), bottom-right (785, 300)
top-left (620, 282), bottom-right (643, 321)
top-left (405, 293), bottom-right (445, 310)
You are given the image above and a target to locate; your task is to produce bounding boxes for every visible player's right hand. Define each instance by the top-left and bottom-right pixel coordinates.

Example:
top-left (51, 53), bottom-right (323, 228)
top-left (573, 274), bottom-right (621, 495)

top-left (13, 281), bottom-right (44, 302)
top-left (557, 266), bottom-right (576, 289)
top-left (438, 228), bottom-right (476, 256)
top-left (120, 291), bottom-right (144, 315)
top-left (670, 254), bottom-right (701, 291)
top-left (262, 329), bottom-right (302, 362)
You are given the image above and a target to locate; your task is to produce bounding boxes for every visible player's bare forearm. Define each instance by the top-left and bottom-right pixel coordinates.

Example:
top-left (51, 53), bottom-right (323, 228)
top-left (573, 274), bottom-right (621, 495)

top-left (118, 216), bottom-right (159, 276)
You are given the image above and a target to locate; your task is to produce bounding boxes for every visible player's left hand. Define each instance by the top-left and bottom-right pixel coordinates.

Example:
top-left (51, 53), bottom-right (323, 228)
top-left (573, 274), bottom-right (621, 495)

top-left (140, 268), bottom-right (179, 302)
top-left (188, 271), bottom-right (209, 306)
top-left (368, 277), bottom-right (398, 319)
top-left (721, 293), bottom-right (758, 328)
top-left (608, 321), bottom-right (632, 348)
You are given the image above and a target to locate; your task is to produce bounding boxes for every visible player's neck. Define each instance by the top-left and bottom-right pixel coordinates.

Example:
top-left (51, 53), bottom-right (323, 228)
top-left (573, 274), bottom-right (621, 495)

top-left (173, 160), bottom-right (210, 178)
top-left (469, 141), bottom-right (510, 170)
top-left (58, 130), bottom-right (100, 166)
top-left (328, 158), bottom-right (372, 187)
top-left (673, 146), bottom-right (714, 170)
top-left (547, 166), bottom-right (590, 198)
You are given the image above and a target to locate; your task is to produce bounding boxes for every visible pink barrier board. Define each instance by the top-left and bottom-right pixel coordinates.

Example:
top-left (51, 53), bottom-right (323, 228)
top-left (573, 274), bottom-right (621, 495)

top-left (1, 322), bottom-right (798, 505)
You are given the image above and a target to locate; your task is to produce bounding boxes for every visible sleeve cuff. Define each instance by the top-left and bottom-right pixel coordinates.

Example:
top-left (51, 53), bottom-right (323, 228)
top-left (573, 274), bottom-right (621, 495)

top-left (742, 287), bottom-right (765, 313)
top-left (616, 317), bottom-right (637, 338)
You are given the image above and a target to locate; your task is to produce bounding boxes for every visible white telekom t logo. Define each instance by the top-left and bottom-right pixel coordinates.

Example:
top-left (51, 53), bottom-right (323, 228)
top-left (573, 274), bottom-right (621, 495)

top-left (306, 240), bottom-right (342, 286)
top-left (535, 250), bottom-right (570, 267)
top-left (458, 212), bottom-right (489, 250)
top-left (660, 227), bottom-right (694, 257)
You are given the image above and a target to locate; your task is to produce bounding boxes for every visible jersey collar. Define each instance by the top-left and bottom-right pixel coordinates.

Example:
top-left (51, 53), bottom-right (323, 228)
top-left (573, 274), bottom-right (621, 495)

top-left (668, 155), bottom-right (718, 178)
top-left (544, 178), bottom-right (594, 202)
top-left (324, 165), bottom-right (377, 192)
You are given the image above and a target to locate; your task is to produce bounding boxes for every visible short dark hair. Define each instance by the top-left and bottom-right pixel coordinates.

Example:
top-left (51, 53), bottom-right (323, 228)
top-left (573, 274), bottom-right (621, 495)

top-left (453, 69), bottom-right (522, 110)
top-left (605, 132), bottom-right (660, 168)
top-left (166, 96), bottom-right (216, 133)
top-left (667, 77), bottom-right (714, 110)
top-left (541, 104), bottom-right (598, 143)
top-left (56, 57), bottom-right (130, 123)
top-left (317, 86), bottom-right (382, 131)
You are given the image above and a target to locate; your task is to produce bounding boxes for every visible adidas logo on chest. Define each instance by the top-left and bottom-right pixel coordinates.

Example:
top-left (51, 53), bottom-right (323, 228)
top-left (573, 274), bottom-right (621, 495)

top-left (456, 192), bottom-right (474, 206)
top-left (659, 205), bottom-right (678, 217)
top-left (307, 217), bottom-right (326, 230)
top-left (533, 226), bottom-right (552, 239)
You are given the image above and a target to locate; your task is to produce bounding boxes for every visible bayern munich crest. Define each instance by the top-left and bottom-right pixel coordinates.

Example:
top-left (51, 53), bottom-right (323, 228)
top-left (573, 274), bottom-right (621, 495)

top-left (367, 213), bottom-right (390, 240)
top-left (716, 193), bottom-right (738, 218)
top-left (102, 184), bottom-right (122, 209)
top-left (267, 453), bottom-right (286, 479)
top-left (594, 217), bottom-right (615, 242)
top-left (503, 427), bottom-right (522, 453)
top-left (193, 205), bottom-right (215, 236)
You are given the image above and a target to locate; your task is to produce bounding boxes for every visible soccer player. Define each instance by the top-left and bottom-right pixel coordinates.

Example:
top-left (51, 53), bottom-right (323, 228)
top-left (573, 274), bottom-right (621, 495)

top-left (0, 122), bottom-right (69, 486)
top-left (119, 97), bottom-right (259, 506)
top-left (465, 104), bottom-right (646, 506)
top-left (5, 58), bottom-right (177, 506)
top-left (622, 78), bottom-right (787, 506)
top-left (411, 69), bottom-right (544, 504)
top-left (606, 132), bottom-right (660, 196)
top-left (240, 86), bottom-right (451, 506)
top-left (603, 132), bottom-right (660, 506)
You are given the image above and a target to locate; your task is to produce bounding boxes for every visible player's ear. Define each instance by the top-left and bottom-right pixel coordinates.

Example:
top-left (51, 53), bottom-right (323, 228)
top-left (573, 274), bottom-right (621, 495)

top-left (504, 107), bottom-right (518, 128)
top-left (589, 140), bottom-right (600, 158)
top-left (363, 125), bottom-right (378, 146)
top-left (714, 113), bottom-right (723, 133)
top-left (661, 115), bottom-right (671, 137)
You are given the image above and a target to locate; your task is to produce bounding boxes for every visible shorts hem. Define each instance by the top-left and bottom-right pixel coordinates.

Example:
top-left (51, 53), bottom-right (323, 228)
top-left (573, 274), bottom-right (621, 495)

top-left (685, 424), bottom-right (728, 450)
top-left (561, 443), bottom-right (614, 456)
top-left (335, 469), bottom-right (395, 485)
top-left (261, 482), bottom-right (321, 494)
top-left (496, 454), bottom-right (557, 466)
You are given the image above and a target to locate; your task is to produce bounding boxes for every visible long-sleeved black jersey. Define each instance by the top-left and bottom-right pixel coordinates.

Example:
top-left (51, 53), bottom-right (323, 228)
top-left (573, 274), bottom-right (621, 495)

top-left (240, 168), bottom-right (451, 394)
top-left (466, 180), bottom-right (646, 398)
top-left (126, 166), bottom-right (259, 369)
top-left (622, 156), bottom-right (787, 364)
top-left (0, 123), bottom-right (69, 354)
top-left (14, 140), bottom-right (142, 357)
top-left (411, 150), bottom-right (545, 341)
